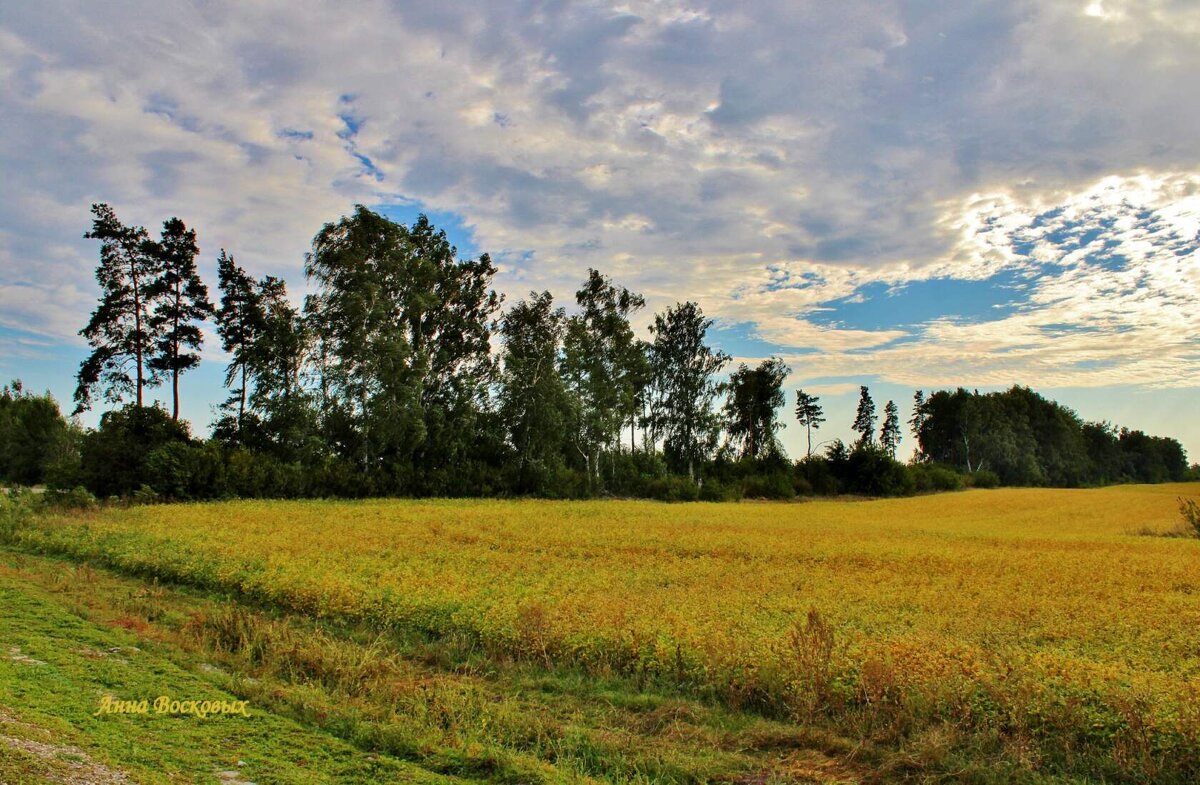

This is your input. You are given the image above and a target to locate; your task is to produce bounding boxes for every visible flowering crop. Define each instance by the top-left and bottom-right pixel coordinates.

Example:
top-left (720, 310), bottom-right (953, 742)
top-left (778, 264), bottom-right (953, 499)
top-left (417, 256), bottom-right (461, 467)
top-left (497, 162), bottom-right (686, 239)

top-left (9, 484), bottom-right (1200, 773)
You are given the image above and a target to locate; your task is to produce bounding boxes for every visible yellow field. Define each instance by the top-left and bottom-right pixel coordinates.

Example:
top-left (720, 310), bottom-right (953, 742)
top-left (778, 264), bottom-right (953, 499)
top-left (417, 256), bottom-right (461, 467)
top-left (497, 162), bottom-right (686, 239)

top-left (11, 484), bottom-right (1200, 763)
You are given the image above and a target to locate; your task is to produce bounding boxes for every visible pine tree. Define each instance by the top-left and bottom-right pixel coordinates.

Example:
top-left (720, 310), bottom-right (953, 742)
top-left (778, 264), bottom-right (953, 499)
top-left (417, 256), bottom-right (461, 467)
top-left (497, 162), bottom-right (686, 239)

top-left (215, 250), bottom-right (266, 438)
top-left (880, 400), bottom-right (901, 458)
top-left (75, 203), bottom-right (159, 413)
top-left (851, 385), bottom-right (877, 447)
top-left (909, 389), bottom-right (928, 461)
top-left (147, 218), bottom-right (213, 420)
top-left (794, 389), bottom-right (825, 458)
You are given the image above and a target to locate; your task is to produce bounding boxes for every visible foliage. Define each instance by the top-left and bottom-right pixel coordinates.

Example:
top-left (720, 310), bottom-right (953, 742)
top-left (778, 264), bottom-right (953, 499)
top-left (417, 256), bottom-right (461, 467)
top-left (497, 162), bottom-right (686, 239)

top-left (145, 216), bottom-right (213, 420)
top-left (851, 385), bottom-right (877, 447)
top-left (1179, 497), bottom-right (1200, 537)
top-left (916, 386), bottom-right (1188, 486)
top-left (722, 357), bottom-right (789, 460)
top-left (78, 404), bottom-right (191, 497)
top-left (75, 203), bottom-right (159, 412)
top-left (793, 388), bottom-right (825, 458)
top-left (647, 301), bottom-right (729, 481)
top-left (0, 381), bottom-right (79, 485)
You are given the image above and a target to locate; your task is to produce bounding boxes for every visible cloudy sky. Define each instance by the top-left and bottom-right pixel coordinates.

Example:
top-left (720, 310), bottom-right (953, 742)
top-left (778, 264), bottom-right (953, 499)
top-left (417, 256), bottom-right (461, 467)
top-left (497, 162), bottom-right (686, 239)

top-left (1, 0), bottom-right (1198, 458)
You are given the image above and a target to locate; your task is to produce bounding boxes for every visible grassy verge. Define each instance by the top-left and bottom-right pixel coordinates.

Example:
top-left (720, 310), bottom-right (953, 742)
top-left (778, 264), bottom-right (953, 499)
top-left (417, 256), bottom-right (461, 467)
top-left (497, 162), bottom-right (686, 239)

top-left (0, 548), bottom-right (879, 784)
top-left (0, 558), bottom-right (475, 784)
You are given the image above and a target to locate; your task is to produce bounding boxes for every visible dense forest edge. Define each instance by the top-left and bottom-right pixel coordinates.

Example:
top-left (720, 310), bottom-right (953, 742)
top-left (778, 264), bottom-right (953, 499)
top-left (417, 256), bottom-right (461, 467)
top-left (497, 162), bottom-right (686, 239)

top-left (2, 203), bottom-right (1195, 503)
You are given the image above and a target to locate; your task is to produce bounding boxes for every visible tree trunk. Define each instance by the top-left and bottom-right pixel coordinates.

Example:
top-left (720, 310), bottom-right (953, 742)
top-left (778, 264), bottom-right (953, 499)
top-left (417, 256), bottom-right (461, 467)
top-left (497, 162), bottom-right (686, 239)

top-left (239, 364), bottom-right (247, 436)
top-left (131, 257), bottom-right (144, 409)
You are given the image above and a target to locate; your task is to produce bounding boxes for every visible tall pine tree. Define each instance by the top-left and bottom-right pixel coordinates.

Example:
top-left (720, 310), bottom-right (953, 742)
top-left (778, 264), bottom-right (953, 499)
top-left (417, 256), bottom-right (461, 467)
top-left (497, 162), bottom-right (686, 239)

top-left (880, 400), bottom-right (901, 458)
top-left (215, 250), bottom-right (266, 439)
top-left (794, 389), bottom-right (825, 458)
top-left (852, 385), bottom-right (877, 448)
top-left (75, 203), bottom-right (158, 413)
top-left (147, 218), bottom-right (213, 421)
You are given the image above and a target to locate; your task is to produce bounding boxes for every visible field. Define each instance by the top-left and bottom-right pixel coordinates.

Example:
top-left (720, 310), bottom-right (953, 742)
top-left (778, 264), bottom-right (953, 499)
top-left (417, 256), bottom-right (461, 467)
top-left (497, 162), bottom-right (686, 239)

top-left (2, 484), bottom-right (1199, 783)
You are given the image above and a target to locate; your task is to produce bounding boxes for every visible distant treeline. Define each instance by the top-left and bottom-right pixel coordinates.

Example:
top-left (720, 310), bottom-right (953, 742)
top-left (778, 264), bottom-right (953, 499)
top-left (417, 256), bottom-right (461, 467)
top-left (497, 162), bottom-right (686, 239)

top-left (1, 203), bottom-right (1193, 501)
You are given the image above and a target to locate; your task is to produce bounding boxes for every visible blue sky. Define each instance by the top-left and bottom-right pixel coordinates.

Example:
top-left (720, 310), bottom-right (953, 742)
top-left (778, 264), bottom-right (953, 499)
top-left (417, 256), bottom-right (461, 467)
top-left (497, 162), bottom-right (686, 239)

top-left (1, 1), bottom-right (1198, 459)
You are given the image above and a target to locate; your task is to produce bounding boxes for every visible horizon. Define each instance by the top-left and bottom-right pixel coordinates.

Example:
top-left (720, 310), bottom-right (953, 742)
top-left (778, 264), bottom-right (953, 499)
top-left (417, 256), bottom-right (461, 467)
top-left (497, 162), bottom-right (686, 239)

top-left (2, 2), bottom-right (1198, 459)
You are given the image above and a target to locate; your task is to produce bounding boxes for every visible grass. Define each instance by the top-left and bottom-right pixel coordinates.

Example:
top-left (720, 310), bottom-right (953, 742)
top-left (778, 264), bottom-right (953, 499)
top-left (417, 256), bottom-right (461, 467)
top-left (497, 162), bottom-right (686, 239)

top-left (0, 559), bottom-right (474, 784)
top-left (2, 484), bottom-right (1199, 782)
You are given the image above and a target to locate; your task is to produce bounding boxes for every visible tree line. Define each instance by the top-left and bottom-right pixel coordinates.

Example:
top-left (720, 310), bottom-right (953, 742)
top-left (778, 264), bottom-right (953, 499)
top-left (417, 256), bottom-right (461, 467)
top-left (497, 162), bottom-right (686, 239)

top-left (2, 203), bottom-right (1193, 500)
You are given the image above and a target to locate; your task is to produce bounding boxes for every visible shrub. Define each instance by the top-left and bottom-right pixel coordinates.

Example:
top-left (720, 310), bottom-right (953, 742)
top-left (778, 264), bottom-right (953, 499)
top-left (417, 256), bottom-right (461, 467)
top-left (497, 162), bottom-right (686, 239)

top-left (1179, 497), bottom-right (1200, 538)
top-left (911, 464), bottom-right (964, 493)
top-left (698, 479), bottom-right (742, 502)
top-left (742, 471), bottom-right (795, 500)
top-left (645, 475), bottom-right (701, 502)
top-left (968, 469), bottom-right (1001, 489)
top-left (42, 485), bottom-right (98, 511)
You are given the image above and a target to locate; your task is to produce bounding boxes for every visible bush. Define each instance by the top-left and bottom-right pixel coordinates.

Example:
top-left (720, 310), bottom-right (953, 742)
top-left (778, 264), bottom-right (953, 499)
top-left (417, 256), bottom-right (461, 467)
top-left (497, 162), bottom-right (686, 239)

top-left (795, 456), bottom-right (839, 496)
top-left (80, 405), bottom-right (191, 497)
top-left (42, 485), bottom-right (98, 511)
top-left (699, 479), bottom-right (742, 502)
top-left (742, 471), bottom-right (795, 500)
top-left (645, 475), bottom-right (701, 502)
top-left (1179, 497), bottom-right (1200, 538)
top-left (911, 463), bottom-right (964, 492)
top-left (840, 446), bottom-right (915, 497)
top-left (968, 469), bottom-right (1001, 489)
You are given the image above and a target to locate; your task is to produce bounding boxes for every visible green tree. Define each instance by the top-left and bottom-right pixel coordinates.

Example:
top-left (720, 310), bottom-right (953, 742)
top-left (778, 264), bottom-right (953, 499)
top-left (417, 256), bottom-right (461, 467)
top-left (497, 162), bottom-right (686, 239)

top-left (908, 389), bottom-right (928, 460)
top-left (303, 207), bottom-right (500, 485)
top-left (247, 276), bottom-right (311, 456)
top-left (0, 381), bottom-right (77, 485)
top-left (560, 269), bottom-right (646, 487)
top-left (723, 357), bottom-right (789, 460)
top-left (647, 301), bottom-right (729, 481)
top-left (146, 218), bottom-right (213, 420)
top-left (880, 400), bottom-right (901, 458)
top-left (851, 385), bottom-right (877, 448)
top-left (499, 291), bottom-right (571, 491)
top-left (794, 389), bottom-right (825, 458)
top-left (75, 203), bottom-right (159, 413)
top-left (215, 250), bottom-right (266, 439)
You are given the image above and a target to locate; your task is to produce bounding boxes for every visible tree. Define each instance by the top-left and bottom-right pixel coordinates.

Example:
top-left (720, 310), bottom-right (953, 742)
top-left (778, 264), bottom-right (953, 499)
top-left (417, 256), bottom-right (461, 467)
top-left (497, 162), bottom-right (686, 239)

top-left (560, 269), bottom-right (646, 486)
top-left (647, 301), bottom-right (729, 481)
top-left (247, 275), bottom-right (310, 455)
top-left (908, 389), bottom-right (928, 461)
top-left (304, 207), bottom-right (500, 484)
top-left (75, 203), bottom-right (159, 413)
top-left (499, 291), bottom-right (571, 490)
top-left (880, 400), bottom-right (901, 458)
top-left (0, 381), bottom-right (77, 485)
top-left (851, 385), bottom-right (877, 447)
top-left (215, 250), bottom-right (266, 439)
top-left (146, 218), bottom-right (213, 420)
top-left (723, 357), bottom-right (789, 460)
top-left (794, 389), bottom-right (825, 458)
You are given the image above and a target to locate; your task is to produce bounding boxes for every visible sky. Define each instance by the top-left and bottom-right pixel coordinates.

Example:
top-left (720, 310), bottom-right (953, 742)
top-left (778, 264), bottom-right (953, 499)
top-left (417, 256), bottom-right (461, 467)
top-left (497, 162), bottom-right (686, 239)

top-left (1, 0), bottom-right (1198, 461)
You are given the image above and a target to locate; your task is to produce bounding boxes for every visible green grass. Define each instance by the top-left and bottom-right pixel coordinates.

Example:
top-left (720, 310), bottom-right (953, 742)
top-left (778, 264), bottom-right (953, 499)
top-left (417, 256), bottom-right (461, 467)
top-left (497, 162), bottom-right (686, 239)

top-left (0, 549), bottom-right (878, 784)
top-left (0, 559), bottom-right (476, 785)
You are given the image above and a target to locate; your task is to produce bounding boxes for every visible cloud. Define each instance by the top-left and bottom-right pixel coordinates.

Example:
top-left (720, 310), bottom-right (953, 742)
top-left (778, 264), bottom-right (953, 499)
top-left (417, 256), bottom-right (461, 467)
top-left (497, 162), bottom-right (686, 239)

top-left (0, 0), bottom-right (1197, 407)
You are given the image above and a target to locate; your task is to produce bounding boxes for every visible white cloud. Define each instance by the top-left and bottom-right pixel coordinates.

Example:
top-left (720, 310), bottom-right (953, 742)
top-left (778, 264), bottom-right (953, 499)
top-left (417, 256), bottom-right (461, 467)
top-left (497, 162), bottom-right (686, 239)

top-left (0, 0), bottom-right (1197, 409)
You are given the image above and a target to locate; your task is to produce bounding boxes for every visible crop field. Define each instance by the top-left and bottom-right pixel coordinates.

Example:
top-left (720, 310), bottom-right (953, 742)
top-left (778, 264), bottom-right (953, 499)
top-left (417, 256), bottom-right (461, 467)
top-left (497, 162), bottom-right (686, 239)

top-left (3, 484), bottom-right (1199, 783)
